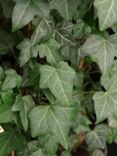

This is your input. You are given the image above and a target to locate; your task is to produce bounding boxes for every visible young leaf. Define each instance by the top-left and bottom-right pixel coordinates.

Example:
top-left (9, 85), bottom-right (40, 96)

top-left (17, 39), bottom-right (39, 67)
top-left (39, 61), bottom-right (76, 105)
top-left (1, 69), bottom-right (22, 91)
top-left (86, 125), bottom-right (108, 150)
top-left (50, 0), bottom-right (78, 20)
top-left (92, 150), bottom-right (105, 156)
top-left (38, 39), bottom-right (61, 65)
top-left (12, 95), bottom-right (35, 131)
top-left (29, 105), bottom-right (76, 149)
top-left (12, 0), bottom-right (50, 31)
top-left (94, 0), bottom-right (117, 31)
top-left (80, 34), bottom-right (117, 73)
top-left (0, 131), bottom-right (26, 156)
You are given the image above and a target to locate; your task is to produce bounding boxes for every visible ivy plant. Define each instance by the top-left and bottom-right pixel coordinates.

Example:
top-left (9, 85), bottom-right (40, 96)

top-left (0, 0), bottom-right (117, 156)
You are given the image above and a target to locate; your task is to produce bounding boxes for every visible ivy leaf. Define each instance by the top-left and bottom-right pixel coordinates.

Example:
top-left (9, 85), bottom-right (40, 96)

top-left (12, 0), bottom-right (49, 31)
top-left (31, 18), bottom-right (52, 46)
top-left (0, 29), bottom-right (17, 55)
top-left (94, 0), bottom-right (117, 31)
top-left (80, 34), bottom-right (117, 73)
top-left (86, 125), bottom-right (108, 150)
top-left (29, 105), bottom-right (76, 149)
top-left (39, 62), bottom-right (76, 105)
top-left (30, 149), bottom-right (45, 156)
top-left (12, 95), bottom-right (35, 131)
top-left (17, 39), bottom-right (39, 67)
top-left (39, 133), bottom-right (58, 154)
top-left (93, 76), bottom-right (117, 123)
top-left (1, 69), bottom-right (22, 91)
top-left (73, 19), bottom-right (91, 39)
top-left (0, 130), bottom-right (26, 156)
top-left (38, 39), bottom-right (61, 65)
top-left (55, 21), bottom-right (75, 46)
top-left (92, 150), bottom-right (105, 156)
top-left (0, 0), bottom-right (15, 18)
top-left (50, 0), bottom-right (78, 20)
top-left (0, 91), bottom-right (15, 123)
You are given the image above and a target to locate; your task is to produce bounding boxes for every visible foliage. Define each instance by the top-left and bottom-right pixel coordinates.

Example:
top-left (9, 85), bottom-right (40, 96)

top-left (0, 0), bottom-right (117, 155)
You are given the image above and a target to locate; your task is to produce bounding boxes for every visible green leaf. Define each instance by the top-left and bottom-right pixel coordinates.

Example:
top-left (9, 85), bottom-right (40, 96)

top-left (93, 76), bottom-right (117, 123)
top-left (0, 29), bottom-right (17, 55)
top-left (55, 21), bottom-right (75, 46)
top-left (86, 125), bottom-right (108, 150)
top-left (0, 0), bottom-right (15, 18)
top-left (94, 0), bottom-right (117, 30)
top-left (0, 131), bottom-right (26, 156)
top-left (92, 150), bottom-right (105, 156)
top-left (17, 39), bottom-right (39, 67)
top-left (31, 18), bottom-right (52, 46)
top-left (1, 69), bottom-right (22, 91)
top-left (0, 91), bottom-right (15, 123)
top-left (31, 149), bottom-right (45, 156)
top-left (73, 19), bottom-right (91, 39)
top-left (50, 0), bottom-right (78, 20)
top-left (80, 34), bottom-right (117, 73)
top-left (29, 104), bottom-right (76, 149)
top-left (38, 39), bottom-right (61, 65)
top-left (39, 133), bottom-right (58, 154)
top-left (39, 62), bottom-right (76, 105)
top-left (12, 0), bottom-right (50, 31)
top-left (12, 95), bottom-right (34, 131)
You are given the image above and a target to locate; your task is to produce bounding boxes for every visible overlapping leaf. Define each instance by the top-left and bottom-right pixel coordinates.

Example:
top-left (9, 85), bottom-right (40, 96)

top-left (12, 95), bottom-right (34, 131)
top-left (39, 61), bottom-right (76, 105)
top-left (12, 0), bottom-right (49, 31)
top-left (31, 18), bottom-right (52, 46)
top-left (50, 0), bottom-right (78, 20)
top-left (38, 39), bottom-right (60, 65)
top-left (17, 39), bottom-right (39, 67)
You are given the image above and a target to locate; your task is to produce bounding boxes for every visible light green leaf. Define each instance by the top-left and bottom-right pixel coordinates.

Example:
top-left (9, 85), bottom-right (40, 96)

top-left (31, 18), bottom-right (52, 46)
top-left (92, 150), bottom-right (105, 156)
top-left (38, 39), bottom-right (61, 65)
top-left (39, 62), bottom-right (76, 105)
top-left (80, 34), bottom-right (117, 73)
top-left (1, 69), bottom-right (22, 91)
top-left (94, 0), bottom-right (117, 30)
top-left (31, 149), bottom-right (45, 156)
top-left (39, 133), bottom-right (58, 154)
top-left (93, 77), bottom-right (117, 123)
top-left (86, 125), bottom-right (108, 150)
top-left (12, 0), bottom-right (49, 31)
top-left (17, 38), bottom-right (39, 67)
top-left (50, 0), bottom-right (78, 20)
top-left (12, 95), bottom-right (34, 131)
top-left (29, 105), bottom-right (76, 149)
top-left (0, 131), bottom-right (26, 156)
